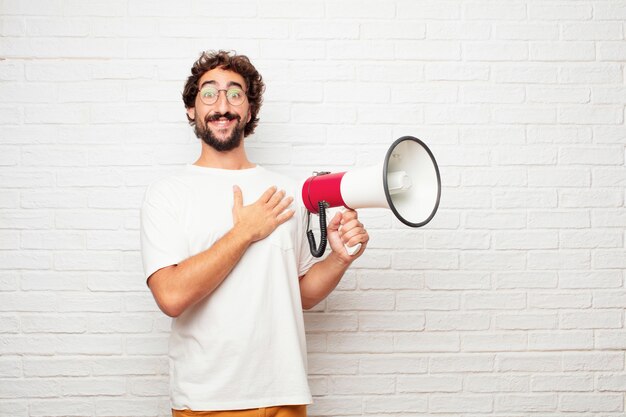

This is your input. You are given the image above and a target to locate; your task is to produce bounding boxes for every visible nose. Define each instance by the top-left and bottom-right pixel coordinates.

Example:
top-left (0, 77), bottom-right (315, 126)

top-left (214, 90), bottom-right (231, 114)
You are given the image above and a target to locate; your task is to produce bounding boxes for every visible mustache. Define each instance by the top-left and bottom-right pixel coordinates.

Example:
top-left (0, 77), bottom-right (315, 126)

top-left (205, 112), bottom-right (241, 123)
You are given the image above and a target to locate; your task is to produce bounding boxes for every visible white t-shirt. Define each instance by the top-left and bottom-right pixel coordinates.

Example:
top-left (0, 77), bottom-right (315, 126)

top-left (140, 164), bottom-right (320, 411)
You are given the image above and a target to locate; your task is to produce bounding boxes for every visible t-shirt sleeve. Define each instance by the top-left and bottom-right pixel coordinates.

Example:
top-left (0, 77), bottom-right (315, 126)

top-left (140, 182), bottom-right (189, 283)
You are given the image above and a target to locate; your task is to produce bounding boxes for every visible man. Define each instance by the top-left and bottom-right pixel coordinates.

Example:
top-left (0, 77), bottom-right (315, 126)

top-left (140, 50), bottom-right (369, 417)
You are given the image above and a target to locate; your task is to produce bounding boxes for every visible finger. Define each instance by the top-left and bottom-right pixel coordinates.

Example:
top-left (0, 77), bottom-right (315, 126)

top-left (340, 219), bottom-right (363, 231)
top-left (259, 186), bottom-right (278, 204)
top-left (341, 227), bottom-right (366, 243)
top-left (233, 185), bottom-right (243, 208)
top-left (272, 195), bottom-right (294, 215)
top-left (267, 189), bottom-right (286, 208)
top-left (276, 209), bottom-right (295, 225)
top-left (346, 231), bottom-right (369, 248)
top-left (327, 212), bottom-right (342, 232)
top-left (340, 209), bottom-right (358, 224)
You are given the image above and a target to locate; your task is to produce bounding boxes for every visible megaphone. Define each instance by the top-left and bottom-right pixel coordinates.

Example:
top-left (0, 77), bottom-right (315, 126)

top-left (301, 136), bottom-right (441, 257)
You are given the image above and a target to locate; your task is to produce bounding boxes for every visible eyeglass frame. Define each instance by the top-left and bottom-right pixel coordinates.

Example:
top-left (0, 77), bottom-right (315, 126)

top-left (197, 83), bottom-right (248, 107)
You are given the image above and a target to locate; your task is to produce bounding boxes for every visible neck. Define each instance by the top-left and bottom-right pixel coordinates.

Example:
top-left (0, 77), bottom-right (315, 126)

top-left (193, 141), bottom-right (255, 170)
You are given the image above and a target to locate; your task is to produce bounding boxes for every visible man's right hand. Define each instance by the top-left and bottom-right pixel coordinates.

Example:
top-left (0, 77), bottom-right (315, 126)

top-left (232, 185), bottom-right (295, 243)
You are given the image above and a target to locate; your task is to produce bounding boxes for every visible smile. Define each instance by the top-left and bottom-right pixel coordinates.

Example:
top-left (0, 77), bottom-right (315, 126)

top-left (209, 118), bottom-right (236, 129)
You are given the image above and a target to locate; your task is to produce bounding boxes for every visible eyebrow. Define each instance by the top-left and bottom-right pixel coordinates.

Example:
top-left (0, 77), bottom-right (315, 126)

top-left (199, 80), bottom-right (245, 90)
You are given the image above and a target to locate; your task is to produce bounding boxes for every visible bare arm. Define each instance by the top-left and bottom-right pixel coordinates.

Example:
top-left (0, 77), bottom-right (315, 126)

top-left (299, 210), bottom-right (369, 310)
top-left (148, 185), bottom-right (294, 317)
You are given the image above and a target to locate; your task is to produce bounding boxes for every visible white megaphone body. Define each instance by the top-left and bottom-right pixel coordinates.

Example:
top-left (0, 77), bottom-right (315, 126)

top-left (301, 136), bottom-right (442, 257)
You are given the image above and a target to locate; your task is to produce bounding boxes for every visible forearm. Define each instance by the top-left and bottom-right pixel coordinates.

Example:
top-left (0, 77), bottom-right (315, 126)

top-left (299, 251), bottom-right (351, 310)
top-left (149, 225), bottom-right (253, 317)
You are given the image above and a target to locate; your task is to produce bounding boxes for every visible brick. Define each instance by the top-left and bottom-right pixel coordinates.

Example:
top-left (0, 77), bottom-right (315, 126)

top-left (95, 399), bottom-right (159, 417)
top-left (495, 272), bottom-right (558, 289)
top-left (363, 395), bottom-right (428, 413)
top-left (328, 334), bottom-right (393, 353)
top-left (393, 250), bottom-right (459, 270)
top-left (129, 377), bottom-right (168, 396)
top-left (494, 64), bottom-right (559, 83)
top-left (461, 252), bottom-right (526, 271)
top-left (308, 397), bottom-right (361, 416)
top-left (358, 271), bottom-right (424, 290)
top-left (496, 313), bottom-right (558, 330)
top-left (397, 1), bottom-right (462, 19)
top-left (529, 292), bottom-right (591, 309)
top-left (561, 310), bottom-right (622, 329)
top-left (527, 86), bottom-right (590, 103)
top-left (396, 40), bottom-right (461, 60)
top-left (462, 333), bottom-right (527, 352)
top-left (397, 375), bottom-right (461, 392)
top-left (361, 21), bottom-right (425, 40)
top-left (495, 394), bottom-right (557, 412)
top-left (598, 42), bottom-right (626, 61)
top-left (465, 211), bottom-right (526, 230)
top-left (597, 374), bottom-right (626, 392)
top-left (464, 41), bottom-right (528, 61)
top-left (563, 352), bottom-right (624, 371)
top-left (530, 42), bottom-right (595, 61)
top-left (395, 333), bottom-right (460, 352)
top-left (430, 395), bottom-right (493, 412)
top-left (528, 331), bottom-right (593, 350)
top-left (427, 22), bottom-right (491, 40)
top-left (528, 3), bottom-right (591, 20)
top-left (359, 355), bottom-right (427, 374)
top-left (495, 23), bottom-right (558, 40)
top-left (560, 271), bottom-right (622, 289)
top-left (430, 354), bottom-right (494, 372)
top-left (596, 330), bottom-right (626, 350)
top-left (528, 168), bottom-right (590, 187)
top-left (560, 394), bottom-right (624, 412)
top-left (528, 126), bottom-right (592, 144)
top-left (21, 314), bottom-right (86, 333)
top-left (426, 63), bottom-right (489, 81)
top-left (496, 353), bottom-right (562, 372)
top-left (462, 85), bottom-right (524, 103)
top-left (528, 210), bottom-right (590, 229)
top-left (397, 292), bottom-right (460, 311)
top-left (359, 313), bottom-right (425, 331)
top-left (330, 376), bottom-right (394, 394)
top-left (327, 292), bottom-right (394, 311)
top-left (308, 354), bottom-right (358, 375)
top-left (426, 272), bottom-right (490, 290)
top-left (23, 358), bottom-right (90, 377)
top-left (494, 231), bottom-right (558, 250)
top-left (594, 290), bottom-right (626, 308)
top-left (0, 358), bottom-right (21, 377)
top-left (528, 250), bottom-right (590, 270)
top-left (465, 375), bottom-right (528, 392)
top-left (303, 313), bottom-right (357, 332)
top-left (426, 312), bottom-right (490, 331)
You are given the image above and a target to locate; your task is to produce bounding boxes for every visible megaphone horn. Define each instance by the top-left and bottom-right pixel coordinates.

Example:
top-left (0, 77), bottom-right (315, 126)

top-left (301, 136), bottom-right (442, 257)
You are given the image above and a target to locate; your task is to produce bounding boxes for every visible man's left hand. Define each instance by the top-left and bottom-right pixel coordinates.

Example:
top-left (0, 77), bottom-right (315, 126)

top-left (326, 209), bottom-right (369, 264)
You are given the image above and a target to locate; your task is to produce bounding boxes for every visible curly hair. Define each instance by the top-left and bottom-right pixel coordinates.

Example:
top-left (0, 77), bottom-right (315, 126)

top-left (182, 50), bottom-right (265, 137)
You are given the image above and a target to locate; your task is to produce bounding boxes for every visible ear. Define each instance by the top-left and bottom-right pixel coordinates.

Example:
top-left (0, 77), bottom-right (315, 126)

top-left (186, 106), bottom-right (196, 121)
top-left (246, 109), bottom-right (252, 124)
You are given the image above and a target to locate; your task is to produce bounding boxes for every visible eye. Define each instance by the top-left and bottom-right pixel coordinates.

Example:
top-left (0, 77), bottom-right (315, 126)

top-left (227, 88), bottom-right (243, 99)
top-left (200, 87), bottom-right (217, 98)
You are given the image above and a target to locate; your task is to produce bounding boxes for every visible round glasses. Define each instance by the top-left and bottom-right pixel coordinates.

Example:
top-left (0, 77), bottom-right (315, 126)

top-left (199, 86), bottom-right (247, 106)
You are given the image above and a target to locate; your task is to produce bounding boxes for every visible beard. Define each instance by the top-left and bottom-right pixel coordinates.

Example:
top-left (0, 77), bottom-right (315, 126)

top-left (193, 111), bottom-right (247, 152)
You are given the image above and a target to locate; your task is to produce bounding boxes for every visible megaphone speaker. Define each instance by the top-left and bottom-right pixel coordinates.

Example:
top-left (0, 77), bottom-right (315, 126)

top-left (301, 136), bottom-right (441, 257)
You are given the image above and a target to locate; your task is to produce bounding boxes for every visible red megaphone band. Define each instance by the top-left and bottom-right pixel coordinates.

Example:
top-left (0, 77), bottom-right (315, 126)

top-left (302, 172), bottom-right (347, 213)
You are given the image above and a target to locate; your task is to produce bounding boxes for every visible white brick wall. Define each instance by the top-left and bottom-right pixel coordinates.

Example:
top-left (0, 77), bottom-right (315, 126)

top-left (1, 1), bottom-right (625, 416)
